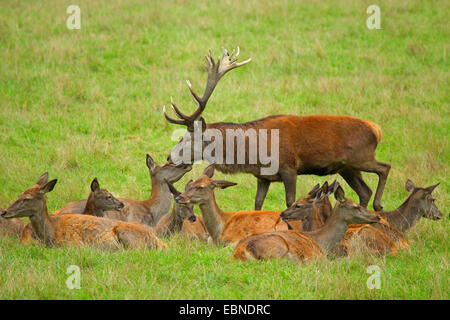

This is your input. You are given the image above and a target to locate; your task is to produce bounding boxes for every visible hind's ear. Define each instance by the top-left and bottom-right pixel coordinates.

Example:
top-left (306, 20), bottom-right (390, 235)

top-left (308, 183), bottom-right (320, 197)
top-left (212, 180), bottom-right (237, 189)
top-left (405, 179), bottom-right (415, 192)
top-left (203, 164), bottom-right (215, 178)
top-left (90, 178), bottom-right (100, 193)
top-left (425, 182), bottom-right (439, 193)
top-left (36, 172), bottom-right (49, 186)
top-left (334, 185), bottom-right (345, 203)
top-left (328, 180), bottom-right (339, 195)
top-left (165, 179), bottom-right (181, 197)
top-left (40, 179), bottom-right (57, 194)
top-left (146, 154), bottom-right (156, 170)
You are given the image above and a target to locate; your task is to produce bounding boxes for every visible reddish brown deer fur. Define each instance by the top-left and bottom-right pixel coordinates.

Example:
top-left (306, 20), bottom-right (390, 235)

top-left (174, 165), bottom-right (290, 247)
top-left (164, 48), bottom-right (390, 211)
top-left (155, 181), bottom-right (209, 241)
top-left (233, 185), bottom-right (380, 262)
top-left (20, 177), bottom-right (125, 244)
top-left (280, 181), bottom-right (403, 256)
top-left (0, 207), bottom-right (24, 238)
top-left (53, 154), bottom-right (192, 227)
top-left (2, 173), bottom-right (165, 250)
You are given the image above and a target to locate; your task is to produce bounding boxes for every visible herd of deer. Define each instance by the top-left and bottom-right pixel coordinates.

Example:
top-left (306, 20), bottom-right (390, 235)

top-left (0, 48), bottom-right (443, 265)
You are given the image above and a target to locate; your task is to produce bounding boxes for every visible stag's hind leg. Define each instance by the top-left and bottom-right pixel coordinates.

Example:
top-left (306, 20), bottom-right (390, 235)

top-left (355, 160), bottom-right (391, 211)
top-left (339, 169), bottom-right (373, 208)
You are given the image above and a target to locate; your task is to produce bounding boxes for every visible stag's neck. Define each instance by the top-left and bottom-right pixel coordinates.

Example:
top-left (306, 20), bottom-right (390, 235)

top-left (305, 209), bottom-right (348, 253)
top-left (144, 179), bottom-right (172, 225)
top-left (83, 192), bottom-right (103, 217)
top-left (379, 197), bottom-right (423, 233)
top-left (29, 199), bottom-right (56, 246)
top-left (198, 194), bottom-right (225, 244)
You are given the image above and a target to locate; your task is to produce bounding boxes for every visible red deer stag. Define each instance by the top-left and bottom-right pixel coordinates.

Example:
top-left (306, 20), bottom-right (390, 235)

top-left (174, 165), bottom-right (291, 247)
top-left (54, 154), bottom-right (191, 227)
top-left (232, 185), bottom-right (380, 262)
top-left (1, 173), bottom-right (165, 250)
top-left (164, 48), bottom-right (390, 212)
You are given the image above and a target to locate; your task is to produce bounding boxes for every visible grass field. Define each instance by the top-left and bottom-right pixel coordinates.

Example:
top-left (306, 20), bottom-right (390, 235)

top-left (0, 0), bottom-right (448, 299)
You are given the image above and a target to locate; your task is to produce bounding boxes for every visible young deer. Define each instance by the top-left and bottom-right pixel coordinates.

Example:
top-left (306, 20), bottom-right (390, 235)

top-left (54, 154), bottom-right (192, 227)
top-left (280, 181), bottom-right (403, 256)
top-left (174, 165), bottom-right (289, 247)
top-left (164, 47), bottom-right (390, 211)
top-left (2, 173), bottom-right (165, 250)
top-left (20, 177), bottom-right (125, 243)
top-left (0, 207), bottom-right (24, 238)
top-left (232, 185), bottom-right (380, 262)
top-left (155, 181), bottom-right (209, 241)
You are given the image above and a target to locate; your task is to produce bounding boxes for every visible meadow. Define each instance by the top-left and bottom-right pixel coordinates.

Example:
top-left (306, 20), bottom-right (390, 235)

top-left (0, 0), bottom-right (448, 299)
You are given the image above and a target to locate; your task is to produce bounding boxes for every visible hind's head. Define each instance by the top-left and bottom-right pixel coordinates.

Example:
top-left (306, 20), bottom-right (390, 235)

top-left (1, 172), bottom-right (57, 219)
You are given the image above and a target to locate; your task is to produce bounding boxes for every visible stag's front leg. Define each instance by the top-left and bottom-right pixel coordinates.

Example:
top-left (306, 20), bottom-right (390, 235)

top-left (280, 171), bottom-right (297, 208)
top-left (255, 178), bottom-right (271, 210)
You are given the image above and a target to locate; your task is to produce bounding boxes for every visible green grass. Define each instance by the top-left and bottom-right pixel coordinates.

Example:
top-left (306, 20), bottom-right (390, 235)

top-left (0, 0), bottom-right (448, 299)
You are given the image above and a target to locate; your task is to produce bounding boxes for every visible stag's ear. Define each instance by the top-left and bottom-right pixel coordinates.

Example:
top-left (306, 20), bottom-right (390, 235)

top-left (212, 180), bottom-right (237, 189)
top-left (165, 179), bottom-right (181, 197)
top-left (425, 182), bottom-right (439, 193)
top-left (203, 164), bottom-right (215, 178)
top-left (146, 154), bottom-right (156, 170)
top-left (90, 178), bottom-right (100, 193)
top-left (36, 172), bottom-right (49, 186)
top-left (314, 189), bottom-right (325, 201)
top-left (405, 179), bottom-right (416, 192)
top-left (334, 185), bottom-right (346, 203)
top-left (40, 179), bottom-right (57, 194)
top-left (308, 183), bottom-right (320, 197)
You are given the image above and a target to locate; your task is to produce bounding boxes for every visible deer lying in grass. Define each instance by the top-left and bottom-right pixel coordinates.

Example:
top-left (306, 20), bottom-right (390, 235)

top-left (155, 181), bottom-right (209, 241)
top-left (20, 177), bottom-right (125, 243)
top-left (280, 181), bottom-right (400, 256)
top-left (174, 165), bottom-right (290, 247)
top-left (164, 47), bottom-right (390, 212)
top-left (1, 173), bottom-right (165, 250)
top-left (377, 179), bottom-right (443, 232)
top-left (0, 207), bottom-right (24, 238)
top-left (232, 185), bottom-right (380, 262)
top-left (54, 154), bottom-right (192, 227)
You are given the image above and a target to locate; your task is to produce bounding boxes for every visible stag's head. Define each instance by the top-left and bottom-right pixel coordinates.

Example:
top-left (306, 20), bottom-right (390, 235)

top-left (164, 48), bottom-right (251, 165)
top-left (404, 179), bottom-right (442, 220)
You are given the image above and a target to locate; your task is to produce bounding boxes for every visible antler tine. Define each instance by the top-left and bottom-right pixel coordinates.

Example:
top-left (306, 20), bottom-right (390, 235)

top-left (163, 105), bottom-right (188, 125)
top-left (186, 80), bottom-right (201, 108)
top-left (170, 97), bottom-right (191, 119)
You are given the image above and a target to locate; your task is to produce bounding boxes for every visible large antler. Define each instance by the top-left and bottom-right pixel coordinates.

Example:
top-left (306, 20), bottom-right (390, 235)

top-left (164, 47), bottom-right (251, 129)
